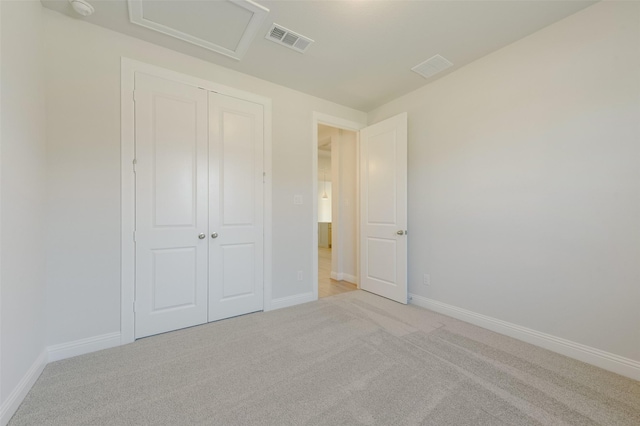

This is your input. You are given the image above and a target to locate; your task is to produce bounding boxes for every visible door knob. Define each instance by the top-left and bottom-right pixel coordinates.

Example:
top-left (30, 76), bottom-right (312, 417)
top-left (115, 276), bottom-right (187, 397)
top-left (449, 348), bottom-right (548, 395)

top-left (397, 230), bottom-right (405, 235)
top-left (211, 232), bottom-right (218, 239)
top-left (198, 233), bottom-right (206, 239)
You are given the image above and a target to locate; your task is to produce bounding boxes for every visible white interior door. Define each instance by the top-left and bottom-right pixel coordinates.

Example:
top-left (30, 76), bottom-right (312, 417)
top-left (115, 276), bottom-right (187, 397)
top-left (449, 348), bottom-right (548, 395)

top-left (359, 113), bottom-right (408, 304)
top-left (134, 73), bottom-right (209, 338)
top-left (208, 92), bottom-right (264, 321)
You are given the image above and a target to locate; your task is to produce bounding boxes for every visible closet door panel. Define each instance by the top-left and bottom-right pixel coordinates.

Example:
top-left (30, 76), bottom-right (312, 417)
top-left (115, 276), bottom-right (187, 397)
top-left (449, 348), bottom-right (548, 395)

top-left (134, 73), bottom-right (209, 338)
top-left (209, 92), bottom-right (264, 321)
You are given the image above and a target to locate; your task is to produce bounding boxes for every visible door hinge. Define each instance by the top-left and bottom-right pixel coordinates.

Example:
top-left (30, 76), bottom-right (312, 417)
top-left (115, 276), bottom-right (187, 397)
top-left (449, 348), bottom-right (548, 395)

top-left (263, 172), bottom-right (266, 183)
top-left (133, 301), bottom-right (137, 313)
top-left (133, 159), bottom-right (137, 173)
top-left (133, 231), bottom-right (137, 242)
top-left (133, 90), bottom-right (139, 102)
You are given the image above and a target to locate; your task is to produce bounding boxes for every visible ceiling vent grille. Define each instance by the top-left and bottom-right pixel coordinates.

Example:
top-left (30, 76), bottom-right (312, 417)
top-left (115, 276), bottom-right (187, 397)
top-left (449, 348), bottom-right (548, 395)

top-left (411, 54), bottom-right (454, 79)
top-left (266, 23), bottom-right (314, 53)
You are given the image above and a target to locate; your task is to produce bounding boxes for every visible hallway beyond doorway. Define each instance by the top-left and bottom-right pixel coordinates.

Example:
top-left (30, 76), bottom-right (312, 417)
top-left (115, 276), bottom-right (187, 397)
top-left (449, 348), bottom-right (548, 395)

top-left (318, 247), bottom-right (357, 298)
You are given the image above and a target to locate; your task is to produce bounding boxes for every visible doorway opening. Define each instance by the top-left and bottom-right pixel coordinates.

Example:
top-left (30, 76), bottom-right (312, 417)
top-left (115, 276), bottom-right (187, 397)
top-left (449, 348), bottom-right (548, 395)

top-left (312, 111), bottom-right (408, 304)
top-left (317, 124), bottom-right (358, 298)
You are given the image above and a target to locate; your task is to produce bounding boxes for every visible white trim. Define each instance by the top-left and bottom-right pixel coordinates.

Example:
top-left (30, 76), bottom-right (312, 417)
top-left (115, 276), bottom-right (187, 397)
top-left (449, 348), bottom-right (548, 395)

top-left (0, 351), bottom-right (46, 426)
top-left (409, 294), bottom-right (640, 381)
top-left (312, 112), bottom-right (366, 300)
top-left (270, 292), bottom-right (316, 310)
top-left (262, 99), bottom-right (273, 312)
top-left (47, 332), bottom-right (122, 363)
top-left (121, 58), bottom-right (273, 341)
top-left (122, 58), bottom-right (272, 105)
top-left (355, 130), bottom-right (361, 289)
top-left (0, 0), bottom-right (3, 408)
top-left (127, 0), bottom-right (269, 61)
top-left (330, 272), bottom-right (358, 284)
top-left (121, 58), bottom-right (136, 345)
top-left (342, 273), bottom-right (358, 284)
top-left (330, 134), bottom-right (341, 281)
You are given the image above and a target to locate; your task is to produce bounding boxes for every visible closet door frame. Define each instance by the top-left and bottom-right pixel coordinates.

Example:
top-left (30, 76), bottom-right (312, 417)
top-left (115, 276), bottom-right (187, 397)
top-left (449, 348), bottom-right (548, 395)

top-left (120, 58), bottom-right (273, 344)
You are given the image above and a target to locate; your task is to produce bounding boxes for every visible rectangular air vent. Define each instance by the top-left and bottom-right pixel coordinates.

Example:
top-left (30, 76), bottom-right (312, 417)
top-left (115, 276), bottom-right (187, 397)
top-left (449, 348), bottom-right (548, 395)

top-left (411, 54), bottom-right (453, 79)
top-left (266, 23), bottom-right (314, 53)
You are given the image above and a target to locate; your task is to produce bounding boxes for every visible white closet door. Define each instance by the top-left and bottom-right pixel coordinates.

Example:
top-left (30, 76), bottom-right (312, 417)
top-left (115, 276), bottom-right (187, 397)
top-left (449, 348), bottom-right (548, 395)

top-left (208, 92), bottom-right (264, 321)
top-left (359, 113), bottom-right (408, 304)
top-left (134, 73), bottom-right (209, 338)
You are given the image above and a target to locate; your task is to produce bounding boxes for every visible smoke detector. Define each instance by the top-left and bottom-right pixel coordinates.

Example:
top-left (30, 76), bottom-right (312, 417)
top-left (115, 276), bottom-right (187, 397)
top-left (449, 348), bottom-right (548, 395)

top-left (411, 54), bottom-right (453, 79)
top-left (266, 23), bottom-right (313, 53)
top-left (69, 0), bottom-right (94, 17)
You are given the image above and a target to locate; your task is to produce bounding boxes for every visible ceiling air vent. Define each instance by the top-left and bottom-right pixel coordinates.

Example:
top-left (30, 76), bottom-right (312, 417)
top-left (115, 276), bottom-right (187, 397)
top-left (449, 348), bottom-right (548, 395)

top-left (411, 54), bottom-right (453, 79)
top-left (266, 23), bottom-right (314, 53)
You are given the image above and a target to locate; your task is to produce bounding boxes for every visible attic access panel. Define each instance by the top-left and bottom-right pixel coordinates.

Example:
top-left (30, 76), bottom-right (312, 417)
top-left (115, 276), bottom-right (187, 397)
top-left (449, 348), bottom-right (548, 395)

top-left (128, 0), bottom-right (269, 60)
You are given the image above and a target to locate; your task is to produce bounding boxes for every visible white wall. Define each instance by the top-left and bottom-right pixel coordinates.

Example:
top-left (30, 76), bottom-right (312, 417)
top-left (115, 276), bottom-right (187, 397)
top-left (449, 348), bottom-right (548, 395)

top-left (0, 0), bottom-right (47, 421)
top-left (43, 9), bottom-right (366, 347)
top-left (331, 130), bottom-right (358, 282)
top-left (368, 1), bottom-right (640, 363)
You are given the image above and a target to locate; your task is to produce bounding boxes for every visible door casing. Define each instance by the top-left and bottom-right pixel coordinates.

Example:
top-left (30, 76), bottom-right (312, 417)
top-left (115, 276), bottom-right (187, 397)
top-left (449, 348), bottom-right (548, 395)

top-left (121, 58), bottom-right (273, 344)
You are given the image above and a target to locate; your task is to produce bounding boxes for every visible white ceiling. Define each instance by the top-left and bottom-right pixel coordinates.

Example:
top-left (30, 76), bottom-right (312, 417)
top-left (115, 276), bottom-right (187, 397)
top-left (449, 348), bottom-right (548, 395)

top-left (42, 0), bottom-right (596, 111)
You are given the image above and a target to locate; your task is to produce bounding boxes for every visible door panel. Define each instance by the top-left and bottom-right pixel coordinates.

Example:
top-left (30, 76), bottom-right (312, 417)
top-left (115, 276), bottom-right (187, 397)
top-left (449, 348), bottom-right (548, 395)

top-left (360, 113), bottom-right (408, 304)
top-left (209, 92), bottom-right (264, 321)
top-left (152, 96), bottom-right (199, 227)
top-left (151, 247), bottom-right (197, 310)
top-left (134, 73), bottom-right (209, 338)
top-left (221, 111), bottom-right (255, 225)
top-left (366, 132), bottom-right (397, 224)
top-left (222, 244), bottom-right (255, 298)
top-left (366, 238), bottom-right (397, 284)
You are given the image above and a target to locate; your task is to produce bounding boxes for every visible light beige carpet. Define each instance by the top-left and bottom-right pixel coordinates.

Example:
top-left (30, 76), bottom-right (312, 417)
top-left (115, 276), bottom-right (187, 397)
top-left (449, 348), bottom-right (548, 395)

top-left (9, 291), bottom-right (640, 425)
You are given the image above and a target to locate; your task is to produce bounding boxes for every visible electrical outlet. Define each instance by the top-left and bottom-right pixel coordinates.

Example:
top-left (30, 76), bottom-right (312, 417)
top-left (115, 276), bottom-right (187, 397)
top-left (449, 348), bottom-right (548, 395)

top-left (293, 195), bottom-right (303, 205)
top-left (297, 271), bottom-right (303, 281)
top-left (423, 273), bottom-right (431, 286)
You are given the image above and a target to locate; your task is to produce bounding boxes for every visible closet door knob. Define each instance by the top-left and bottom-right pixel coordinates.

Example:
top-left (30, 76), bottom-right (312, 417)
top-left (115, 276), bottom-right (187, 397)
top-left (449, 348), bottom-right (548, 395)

top-left (211, 232), bottom-right (218, 239)
top-left (198, 233), bottom-right (206, 239)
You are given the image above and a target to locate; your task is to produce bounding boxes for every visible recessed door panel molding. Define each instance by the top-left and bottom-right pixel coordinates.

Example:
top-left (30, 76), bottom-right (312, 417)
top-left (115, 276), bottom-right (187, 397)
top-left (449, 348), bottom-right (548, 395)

top-left (151, 248), bottom-right (198, 311)
top-left (360, 113), bottom-right (408, 304)
top-left (366, 129), bottom-right (398, 225)
top-left (209, 92), bottom-right (264, 322)
top-left (222, 110), bottom-right (256, 226)
top-left (366, 238), bottom-right (397, 285)
top-left (222, 244), bottom-right (256, 298)
top-left (152, 94), bottom-right (198, 227)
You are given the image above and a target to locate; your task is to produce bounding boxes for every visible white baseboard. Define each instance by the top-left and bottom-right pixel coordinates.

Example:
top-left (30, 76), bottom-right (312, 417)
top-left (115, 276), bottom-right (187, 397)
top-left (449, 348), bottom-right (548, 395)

top-left (269, 292), bottom-right (316, 310)
top-left (330, 272), bottom-right (358, 284)
top-left (47, 332), bottom-right (122, 363)
top-left (409, 294), bottom-right (640, 381)
top-left (0, 351), bottom-right (47, 426)
top-left (342, 273), bottom-right (358, 284)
